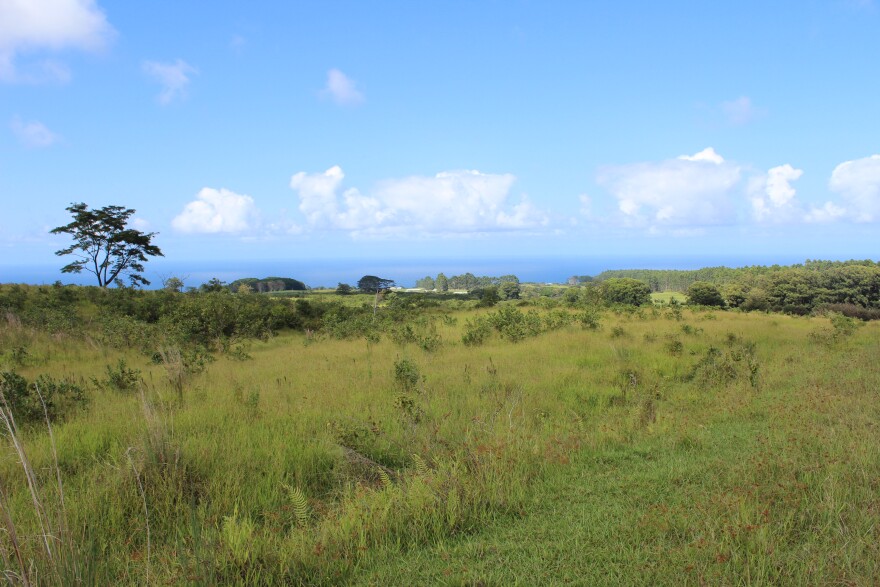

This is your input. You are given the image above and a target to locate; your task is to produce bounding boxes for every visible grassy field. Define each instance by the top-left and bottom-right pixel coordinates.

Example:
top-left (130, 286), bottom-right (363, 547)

top-left (1, 301), bottom-right (878, 585)
top-left (651, 291), bottom-right (688, 304)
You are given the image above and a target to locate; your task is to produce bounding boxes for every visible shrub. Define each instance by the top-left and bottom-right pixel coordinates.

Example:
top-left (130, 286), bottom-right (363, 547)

top-left (461, 317), bottom-right (492, 346)
top-left (0, 371), bottom-right (87, 424)
top-left (95, 359), bottom-right (142, 392)
top-left (393, 358), bottom-right (420, 393)
top-left (818, 303), bottom-right (880, 321)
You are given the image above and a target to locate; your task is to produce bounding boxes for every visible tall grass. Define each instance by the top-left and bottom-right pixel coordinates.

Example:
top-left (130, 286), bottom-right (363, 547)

top-left (0, 304), bottom-right (877, 584)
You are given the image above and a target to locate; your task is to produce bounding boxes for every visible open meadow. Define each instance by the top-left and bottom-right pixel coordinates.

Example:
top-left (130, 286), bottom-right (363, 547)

top-left (1, 287), bottom-right (878, 585)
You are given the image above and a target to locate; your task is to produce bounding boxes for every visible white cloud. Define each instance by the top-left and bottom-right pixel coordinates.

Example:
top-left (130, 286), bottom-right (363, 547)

top-left (0, 0), bottom-right (113, 83)
top-left (143, 59), bottom-right (197, 105)
top-left (172, 188), bottom-right (260, 233)
top-left (678, 147), bottom-right (725, 164)
top-left (10, 116), bottom-right (60, 147)
top-left (290, 167), bottom-right (546, 235)
top-left (597, 148), bottom-right (741, 228)
top-left (130, 217), bottom-right (151, 231)
top-left (321, 69), bottom-right (364, 106)
top-left (289, 165), bottom-right (345, 228)
top-left (805, 201), bottom-right (846, 223)
top-left (749, 164), bottom-right (804, 222)
top-left (828, 154), bottom-right (880, 222)
top-left (721, 96), bottom-right (761, 126)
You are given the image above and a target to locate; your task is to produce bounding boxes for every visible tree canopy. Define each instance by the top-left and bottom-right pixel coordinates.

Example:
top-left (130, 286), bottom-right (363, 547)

top-left (686, 281), bottom-right (725, 307)
top-left (600, 278), bottom-right (652, 306)
top-left (357, 275), bottom-right (395, 292)
top-left (51, 203), bottom-right (163, 288)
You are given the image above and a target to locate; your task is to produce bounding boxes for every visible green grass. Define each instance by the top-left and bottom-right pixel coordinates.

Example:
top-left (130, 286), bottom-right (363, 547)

top-left (1, 305), bottom-right (878, 584)
top-left (651, 291), bottom-right (688, 304)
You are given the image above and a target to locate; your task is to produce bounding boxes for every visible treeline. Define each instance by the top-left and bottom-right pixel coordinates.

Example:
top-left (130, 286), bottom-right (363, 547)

top-left (719, 263), bottom-right (880, 315)
top-left (415, 273), bottom-right (520, 292)
top-left (594, 260), bottom-right (879, 292)
top-left (586, 260), bottom-right (880, 316)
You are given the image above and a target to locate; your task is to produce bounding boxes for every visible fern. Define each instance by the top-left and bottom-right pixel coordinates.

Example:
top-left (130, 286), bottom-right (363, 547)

top-left (283, 484), bottom-right (310, 526)
top-left (411, 453), bottom-right (429, 476)
top-left (378, 468), bottom-right (393, 490)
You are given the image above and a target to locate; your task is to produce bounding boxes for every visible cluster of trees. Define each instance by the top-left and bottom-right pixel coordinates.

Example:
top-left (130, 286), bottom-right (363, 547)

top-left (415, 273), bottom-right (521, 294)
top-left (594, 260), bottom-right (879, 294)
top-left (228, 277), bottom-right (307, 293)
top-left (587, 261), bottom-right (880, 315)
top-left (718, 263), bottom-right (880, 314)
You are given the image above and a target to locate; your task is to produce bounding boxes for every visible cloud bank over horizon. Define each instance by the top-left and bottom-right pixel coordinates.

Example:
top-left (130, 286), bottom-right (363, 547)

top-left (165, 150), bottom-right (880, 244)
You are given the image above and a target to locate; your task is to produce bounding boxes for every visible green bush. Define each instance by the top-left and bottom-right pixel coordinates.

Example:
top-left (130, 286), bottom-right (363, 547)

top-left (686, 281), bottom-right (725, 307)
top-left (0, 371), bottom-right (87, 424)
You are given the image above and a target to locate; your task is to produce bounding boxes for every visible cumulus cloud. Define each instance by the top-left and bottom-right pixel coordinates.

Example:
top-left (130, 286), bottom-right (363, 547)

top-left (10, 116), bottom-right (60, 147)
top-left (172, 188), bottom-right (260, 233)
top-left (0, 0), bottom-right (113, 83)
top-left (143, 59), bottom-right (197, 104)
top-left (321, 69), bottom-right (364, 106)
top-left (597, 148), bottom-right (741, 228)
top-left (721, 96), bottom-right (761, 126)
top-left (749, 164), bottom-right (804, 222)
top-left (828, 154), bottom-right (880, 222)
top-left (289, 167), bottom-right (547, 235)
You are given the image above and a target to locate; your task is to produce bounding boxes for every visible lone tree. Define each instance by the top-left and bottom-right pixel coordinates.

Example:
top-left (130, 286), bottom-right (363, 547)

top-left (357, 275), bottom-right (395, 315)
top-left (357, 275), bottom-right (395, 293)
top-left (51, 202), bottom-right (163, 288)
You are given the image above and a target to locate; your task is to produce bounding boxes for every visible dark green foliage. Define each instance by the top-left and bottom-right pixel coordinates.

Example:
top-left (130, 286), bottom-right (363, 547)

top-left (94, 359), bottom-right (142, 392)
top-left (357, 275), bottom-right (395, 293)
top-left (475, 286), bottom-right (501, 307)
top-left (335, 283), bottom-right (353, 295)
top-left (199, 278), bottom-right (228, 293)
top-left (50, 202), bottom-right (163, 288)
top-left (162, 292), bottom-right (299, 351)
top-left (0, 371), bottom-right (87, 424)
top-left (686, 281), bottom-right (725, 307)
top-left (601, 278), bottom-right (652, 306)
top-left (498, 281), bottom-right (521, 300)
top-left (228, 277), bottom-right (307, 293)
top-left (664, 337), bottom-right (684, 356)
top-left (393, 357), bottom-right (420, 392)
top-left (461, 317), bottom-right (492, 346)
top-left (819, 303), bottom-right (880, 321)
top-left (485, 306), bottom-right (544, 342)
top-left (576, 308), bottom-right (602, 329)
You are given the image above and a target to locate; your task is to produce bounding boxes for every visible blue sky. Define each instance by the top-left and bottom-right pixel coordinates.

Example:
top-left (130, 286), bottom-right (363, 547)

top-left (1, 0), bottom-right (879, 286)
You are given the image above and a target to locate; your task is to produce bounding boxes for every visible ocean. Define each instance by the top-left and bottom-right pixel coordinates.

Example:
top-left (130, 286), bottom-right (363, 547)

top-left (0, 253), bottom-right (815, 289)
